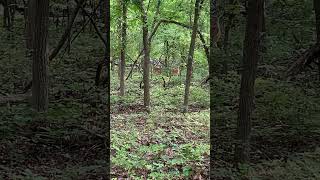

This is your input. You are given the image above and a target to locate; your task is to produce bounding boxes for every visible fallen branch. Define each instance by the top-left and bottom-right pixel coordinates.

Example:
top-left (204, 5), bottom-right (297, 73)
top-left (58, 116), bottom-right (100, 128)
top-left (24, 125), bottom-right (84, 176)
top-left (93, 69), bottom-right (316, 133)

top-left (286, 44), bottom-right (320, 77)
top-left (60, 1), bottom-right (103, 59)
top-left (77, 1), bottom-right (107, 48)
top-left (49, 0), bottom-right (86, 61)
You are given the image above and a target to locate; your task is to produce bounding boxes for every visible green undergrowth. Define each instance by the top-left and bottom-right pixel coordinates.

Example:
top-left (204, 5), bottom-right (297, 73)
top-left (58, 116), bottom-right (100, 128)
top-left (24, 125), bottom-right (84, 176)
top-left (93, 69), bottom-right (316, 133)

top-left (111, 108), bottom-right (210, 179)
top-left (211, 148), bottom-right (320, 180)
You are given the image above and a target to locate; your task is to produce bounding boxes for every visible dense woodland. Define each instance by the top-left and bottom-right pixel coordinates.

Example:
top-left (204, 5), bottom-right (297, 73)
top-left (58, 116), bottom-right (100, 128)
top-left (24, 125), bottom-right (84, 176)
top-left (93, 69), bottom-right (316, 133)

top-left (0, 0), bottom-right (319, 179)
top-left (0, 0), bottom-right (109, 179)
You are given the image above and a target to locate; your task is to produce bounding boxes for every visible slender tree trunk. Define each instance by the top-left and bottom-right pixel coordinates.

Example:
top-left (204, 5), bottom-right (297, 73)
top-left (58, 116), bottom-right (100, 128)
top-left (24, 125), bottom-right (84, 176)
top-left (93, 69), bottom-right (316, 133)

top-left (67, 0), bottom-right (71, 54)
top-left (100, 0), bottom-right (105, 23)
top-left (30, 0), bottom-right (50, 112)
top-left (260, 0), bottom-right (266, 64)
top-left (314, 0), bottom-right (320, 43)
top-left (150, 0), bottom-right (161, 31)
top-left (314, 0), bottom-right (320, 80)
top-left (223, 0), bottom-right (234, 57)
top-left (116, 0), bottom-right (121, 79)
top-left (209, 0), bottom-right (218, 176)
top-left (165, 40), bottom-right (169, 67)
top-left (3, 0), bottom-right (6, 27)
top-left (104, 0), bottom-right (110, 178)
top-left (119, 0), bottom-right (127, 96)
top-left (89, 0), bottom-right (93, 32)
top-left (140, 1), bottom-right (151, 111)
top-left (22, 0), bottom-right (84, 94)
top-left (234, 0), bottom-right (264, 164)
top-left (25, 0), bottom-right (33, 52)
top-left (3, 0), bottom-right (10, 29)
top-left (182, 0), bottom-right (202, 112)
top-left (223, 0), bottom-right (235, 49)
top-left (82, 9), bottom-right (86, 32)
top-left (9, 0), bottom-right (16, 28)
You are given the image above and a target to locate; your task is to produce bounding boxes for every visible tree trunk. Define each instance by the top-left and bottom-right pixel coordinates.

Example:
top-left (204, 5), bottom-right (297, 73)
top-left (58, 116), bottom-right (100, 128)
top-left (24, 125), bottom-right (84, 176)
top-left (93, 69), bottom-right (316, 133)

top-left (82, 9), bottom-right (86, 32)
top-left (234, 0), bottom-right (264, 164)
top-left (260, 0), bottom-right (267, 63)
top-left (116, 0), bottom-right (122, 79)
top-left (140, 1), bottom-right (151, 111)
top-left (99, 0), bottom-right (105, 23)
top-left (222, 0), bottom-right (235, 73)
top-left (150, 0), bottom-right (161, 31)
top-left (67, 0), bottom-right (71, 54)
top-left (25, 0), bottom-right (33, 52)
top-left (30, 0), bottom-right (50, 112)
top-left (165, 40), bottom-right (169, 67)
top-left (223, 0), bottom-right (234, 53)
top-left (104, 0), bottom-right (110, 178)
top-left (314, 0), bottom-right (320, 80)
top-left (182, 0), bottom-right (202, 112)
top-left (89, 0), bottom-right (93, 32)
top-left (210, 0), bottom-right (218, 175)
top-left (9, 0), bottom-right (16, 28)
top-left (119, 0), bottom-right (127, 96)
top-left (314, 0), bottom-right (320, 43)
top-left (3, 0), bottom-right (11, 30)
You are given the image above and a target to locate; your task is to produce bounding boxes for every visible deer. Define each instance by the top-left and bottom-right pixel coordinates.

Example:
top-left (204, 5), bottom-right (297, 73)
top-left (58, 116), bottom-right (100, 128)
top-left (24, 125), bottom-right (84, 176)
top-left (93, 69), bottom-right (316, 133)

top-left (153, 65), bottom-right (162, 75)
top-left (149, 59), bottom-right (182, 88)
top-left (151, 59), bottom-right (180, 76)
top-left (171, 66), bottom-right (180, 76)
top-left (150, 59), bottom-right (163, 75)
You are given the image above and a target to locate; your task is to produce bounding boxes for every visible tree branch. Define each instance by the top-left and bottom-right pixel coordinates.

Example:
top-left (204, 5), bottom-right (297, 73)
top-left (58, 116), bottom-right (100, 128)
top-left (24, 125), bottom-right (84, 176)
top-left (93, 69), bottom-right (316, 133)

top-left (125, 18), bottom-right (209, 80)
top-left (49, 0), bottom-right (86, 61)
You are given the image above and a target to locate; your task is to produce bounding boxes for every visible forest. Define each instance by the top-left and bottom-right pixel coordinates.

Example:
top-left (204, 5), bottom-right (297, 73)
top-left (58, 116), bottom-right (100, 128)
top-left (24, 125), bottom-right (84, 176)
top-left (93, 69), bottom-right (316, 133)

top-left (0, 0), bottom-right (319, 179)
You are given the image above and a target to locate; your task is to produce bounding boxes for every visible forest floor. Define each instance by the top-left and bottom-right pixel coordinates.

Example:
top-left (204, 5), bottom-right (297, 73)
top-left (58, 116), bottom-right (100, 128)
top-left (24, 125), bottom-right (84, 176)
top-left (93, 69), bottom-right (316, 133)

top-left (110, 70), bottom-right (210, 179)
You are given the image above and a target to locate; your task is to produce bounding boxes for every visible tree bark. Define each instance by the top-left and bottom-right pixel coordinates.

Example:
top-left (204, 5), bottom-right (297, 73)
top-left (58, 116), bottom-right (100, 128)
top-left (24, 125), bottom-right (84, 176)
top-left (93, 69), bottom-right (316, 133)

top-left (209, 0), bottom-right (218, 176)
top-left (9, 0), bottom-right (16, 28)
top-left (140, 1), bottom-right (151, 111)
top-left (99, 0), bottom-right (105, 23)
top-left (104, 0), bottom-right (110, 178)
top-left (314, 0), bottom-right (320, 80)
top-left (221, 0), bottom-right (234, 73)
top-left (234, 0), bottom-right (264, 164)
top-left (3, 0), bottom-right (11, 30)
top-left (30, 0), bottom-right (50, 112)
top-left (119, 0), bottom-right (127, 96)
top-left (23, 0), bottom-right (87, 93)
top-left (25, 0), bottom-right (33, 52)
top-left (314, 0), bottom-right (320, 43)
top-left (182, 0), bottom-right (202, 112)
top-left (67, 0), bottom-right (71, 54)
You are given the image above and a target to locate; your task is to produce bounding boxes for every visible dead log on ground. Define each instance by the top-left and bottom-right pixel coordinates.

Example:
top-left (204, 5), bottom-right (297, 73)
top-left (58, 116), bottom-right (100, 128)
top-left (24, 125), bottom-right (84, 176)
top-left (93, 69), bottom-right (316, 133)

top-left (286, 44), bottom-right (320, 77)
